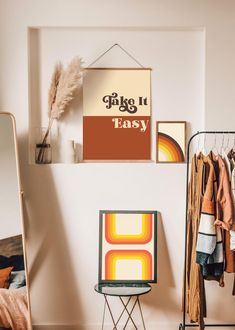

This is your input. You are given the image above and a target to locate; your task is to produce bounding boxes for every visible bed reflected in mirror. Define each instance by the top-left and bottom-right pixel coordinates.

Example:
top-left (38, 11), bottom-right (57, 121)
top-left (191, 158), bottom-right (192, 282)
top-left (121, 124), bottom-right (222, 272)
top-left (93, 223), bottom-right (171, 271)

top-left (0, 113), bottom-right (31, 330)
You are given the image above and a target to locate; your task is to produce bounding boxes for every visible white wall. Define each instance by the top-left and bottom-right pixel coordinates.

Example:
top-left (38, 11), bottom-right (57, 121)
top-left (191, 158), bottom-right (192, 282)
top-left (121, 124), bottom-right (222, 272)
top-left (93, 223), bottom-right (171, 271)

top-left (0, 1), bottom-right (235, 329)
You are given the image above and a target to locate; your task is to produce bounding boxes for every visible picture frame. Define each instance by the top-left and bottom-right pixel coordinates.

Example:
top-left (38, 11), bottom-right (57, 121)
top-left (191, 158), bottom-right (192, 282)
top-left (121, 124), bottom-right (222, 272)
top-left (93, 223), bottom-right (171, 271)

top-left (99, 210), bottom-right (158, 284)
top-left (156, 121), bottom-right (187, 163)
top-left (83, 68), bottom-right (152, 161)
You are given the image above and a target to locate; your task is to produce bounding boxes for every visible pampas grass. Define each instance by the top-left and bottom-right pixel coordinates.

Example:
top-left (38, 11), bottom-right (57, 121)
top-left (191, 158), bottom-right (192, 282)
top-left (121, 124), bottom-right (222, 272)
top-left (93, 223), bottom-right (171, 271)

top-left (36, 57), bottom-right (83, 163)
top-left (48, 62), bottom-right (63, 117)
top-left (51, 57), bottom-right (83, 119)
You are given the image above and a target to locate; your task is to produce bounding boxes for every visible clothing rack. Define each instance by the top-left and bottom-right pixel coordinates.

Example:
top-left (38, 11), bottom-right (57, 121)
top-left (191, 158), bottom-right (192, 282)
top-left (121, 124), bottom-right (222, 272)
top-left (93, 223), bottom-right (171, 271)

top-left (179, 130), bottom-right (235, 330)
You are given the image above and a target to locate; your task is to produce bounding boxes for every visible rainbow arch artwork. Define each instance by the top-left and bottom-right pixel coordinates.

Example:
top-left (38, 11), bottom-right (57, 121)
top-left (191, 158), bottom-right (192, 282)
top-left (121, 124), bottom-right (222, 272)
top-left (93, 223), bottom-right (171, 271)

top-left (105, 213), bottom-right (152, 245)
top-left (157, 122), bottom-right (186, 163)
top-left (157, 132), bottom-right (184, 162)
top-left (105, 250), bottom-right (152, 281)
top-left (99, 210), bottom-right (158, 283)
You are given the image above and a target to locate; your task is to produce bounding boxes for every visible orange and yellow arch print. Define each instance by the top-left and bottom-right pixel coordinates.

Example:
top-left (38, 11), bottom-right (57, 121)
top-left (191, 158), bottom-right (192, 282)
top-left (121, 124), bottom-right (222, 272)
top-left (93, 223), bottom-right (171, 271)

top-left (157, 132), bottom-right (184, 162)
top-left (105, 250), bottom-right (152, 281)
top-left (105, 213), bottom-right (152, 244)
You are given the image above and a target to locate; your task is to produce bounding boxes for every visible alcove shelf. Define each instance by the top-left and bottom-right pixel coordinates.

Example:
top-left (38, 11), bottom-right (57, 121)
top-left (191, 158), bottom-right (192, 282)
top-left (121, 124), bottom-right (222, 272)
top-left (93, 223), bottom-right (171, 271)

top-left (28, 26), bottom-right (204, 164)
top-left (28, 27), bottom-right (155, 164)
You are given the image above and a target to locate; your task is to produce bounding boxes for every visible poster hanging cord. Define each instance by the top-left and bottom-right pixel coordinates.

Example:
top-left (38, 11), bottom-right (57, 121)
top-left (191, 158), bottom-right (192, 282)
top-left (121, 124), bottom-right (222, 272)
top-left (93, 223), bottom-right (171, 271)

top-left (87, 43), bottom-right (145, 68)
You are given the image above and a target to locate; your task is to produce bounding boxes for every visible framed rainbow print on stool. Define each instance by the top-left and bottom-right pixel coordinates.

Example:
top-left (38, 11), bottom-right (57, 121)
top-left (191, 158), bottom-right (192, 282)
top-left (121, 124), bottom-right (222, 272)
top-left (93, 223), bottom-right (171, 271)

top-left (156, 121), bottom-right (186, 163)
top-left (99, 210), bottom-right (157, 284)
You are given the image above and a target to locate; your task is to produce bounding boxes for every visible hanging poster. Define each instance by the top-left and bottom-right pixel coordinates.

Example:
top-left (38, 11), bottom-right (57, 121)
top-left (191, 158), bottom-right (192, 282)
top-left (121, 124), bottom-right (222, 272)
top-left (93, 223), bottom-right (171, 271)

top-left (83, 68), bottom-right (151, 160)
top-left (156, 121), bottom-right (186, 163)
top-left (99, 210), bottom-right (157, 283)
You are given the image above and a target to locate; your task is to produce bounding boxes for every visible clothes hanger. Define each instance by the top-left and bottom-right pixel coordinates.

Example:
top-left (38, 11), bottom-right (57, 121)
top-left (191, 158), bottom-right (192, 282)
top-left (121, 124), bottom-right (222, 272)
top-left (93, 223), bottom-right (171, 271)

top-left (232, 135), bottom-right (235, 160)
top-left (201, 133), bottom-right (208, 156)
top-left (224, 133), bottom-right (230, 154)
top-left (196, 134), bottom-right (201, 156)
top-left (220, 133), bottom-right (230, 158)
top-left (212, 133), bottom-right (219, 155)
top-left (220, 133), bottom-right (225, 155)
top-left (228, 134), bottom-right (235, 160)
top-left (221, 134), bottom-right (233, 176)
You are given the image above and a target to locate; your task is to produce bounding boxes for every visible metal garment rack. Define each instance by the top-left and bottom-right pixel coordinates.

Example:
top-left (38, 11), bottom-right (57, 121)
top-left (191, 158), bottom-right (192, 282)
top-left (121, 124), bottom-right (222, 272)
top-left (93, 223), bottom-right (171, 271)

top-left (179, 130), bottom-right (235, 330)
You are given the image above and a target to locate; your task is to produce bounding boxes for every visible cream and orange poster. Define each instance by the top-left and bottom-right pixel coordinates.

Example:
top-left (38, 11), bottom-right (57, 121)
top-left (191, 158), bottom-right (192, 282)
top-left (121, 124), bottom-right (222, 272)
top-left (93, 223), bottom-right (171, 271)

top-left (83, 68), bottom-right (151, 160)
top-left (99, 211), bottom-right (157, 283)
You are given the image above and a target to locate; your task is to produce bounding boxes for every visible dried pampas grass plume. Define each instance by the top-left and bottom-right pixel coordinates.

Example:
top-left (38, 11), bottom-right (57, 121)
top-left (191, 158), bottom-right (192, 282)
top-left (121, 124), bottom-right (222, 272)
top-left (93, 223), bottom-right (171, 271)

top-left (51, 56), bottom-right (83, 119)
top-left (36, 56), bottom-right (83, 163)
top-left (48, 61), bottom-right (63, 117)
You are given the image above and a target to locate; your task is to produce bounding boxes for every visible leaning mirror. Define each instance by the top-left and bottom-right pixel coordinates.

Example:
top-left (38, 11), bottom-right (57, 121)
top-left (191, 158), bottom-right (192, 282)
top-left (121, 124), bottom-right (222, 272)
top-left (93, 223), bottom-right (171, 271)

top-left (0, 113), bottom-right (32, 330)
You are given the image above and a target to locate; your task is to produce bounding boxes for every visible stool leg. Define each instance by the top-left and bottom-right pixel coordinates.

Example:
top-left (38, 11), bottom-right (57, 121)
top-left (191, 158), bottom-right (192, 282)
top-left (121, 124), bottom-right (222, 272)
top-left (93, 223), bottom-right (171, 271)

top-left (102, 298), bottom-right (106, 330)
top-left (104, 295), bottom-right (118, 330)
top-left (114, 296), bottom-right (132, 328)
top-left (120, 296), bottom-right (138, 330)
top-left (137, 296), bottom-right (146, 330)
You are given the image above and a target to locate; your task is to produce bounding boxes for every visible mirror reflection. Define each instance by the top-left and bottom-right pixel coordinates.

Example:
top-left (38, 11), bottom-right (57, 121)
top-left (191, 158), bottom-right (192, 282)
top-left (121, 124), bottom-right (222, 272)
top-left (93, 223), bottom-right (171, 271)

top-left (0, 113), bottom-right (31, 330)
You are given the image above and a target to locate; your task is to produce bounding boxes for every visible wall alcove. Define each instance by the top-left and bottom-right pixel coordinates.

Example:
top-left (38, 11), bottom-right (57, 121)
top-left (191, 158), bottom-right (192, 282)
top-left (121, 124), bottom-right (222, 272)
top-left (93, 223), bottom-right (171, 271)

top-left (28, 27), bottom-right (205, 164)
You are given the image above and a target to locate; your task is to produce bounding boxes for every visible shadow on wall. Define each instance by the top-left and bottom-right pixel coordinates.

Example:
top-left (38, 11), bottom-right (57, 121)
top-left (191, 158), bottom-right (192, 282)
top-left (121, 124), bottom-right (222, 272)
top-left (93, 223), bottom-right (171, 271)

top-left (18, 130), bottom-right (180, 326)
top-left (142, 213), bottom-right (178, 315)
top-left (18, 132), bottom-right (84, 326)
top-left (50, 88), bottom-right (83, 163)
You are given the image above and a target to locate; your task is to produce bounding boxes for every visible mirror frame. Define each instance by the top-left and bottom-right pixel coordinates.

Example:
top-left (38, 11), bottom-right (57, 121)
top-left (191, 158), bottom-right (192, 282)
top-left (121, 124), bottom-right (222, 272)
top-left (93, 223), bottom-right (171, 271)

top-left (0, 112), bottom-right (32, 329)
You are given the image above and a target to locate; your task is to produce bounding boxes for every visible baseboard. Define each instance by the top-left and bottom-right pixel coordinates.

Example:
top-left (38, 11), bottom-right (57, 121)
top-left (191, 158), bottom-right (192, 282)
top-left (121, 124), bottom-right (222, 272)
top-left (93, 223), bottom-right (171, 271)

top-left (33, 323), bottom-right (178, 330)
top-left (33, 326), bottom-right (80, 330)
top-left (33, 325), bottom-right (81, 330)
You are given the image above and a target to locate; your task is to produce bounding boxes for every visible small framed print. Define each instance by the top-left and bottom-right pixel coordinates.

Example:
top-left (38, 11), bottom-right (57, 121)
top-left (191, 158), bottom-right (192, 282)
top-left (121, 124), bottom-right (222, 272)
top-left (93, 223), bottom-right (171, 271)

top-left (156, 121), bottom-right (186, 163)
top-left (99, 210), bottom-right (158, 284)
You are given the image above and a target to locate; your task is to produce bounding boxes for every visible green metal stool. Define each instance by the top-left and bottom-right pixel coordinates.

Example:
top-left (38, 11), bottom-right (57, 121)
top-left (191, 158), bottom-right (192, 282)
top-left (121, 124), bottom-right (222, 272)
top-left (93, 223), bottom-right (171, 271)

top-left (94, 283), bottom-right (151, 329)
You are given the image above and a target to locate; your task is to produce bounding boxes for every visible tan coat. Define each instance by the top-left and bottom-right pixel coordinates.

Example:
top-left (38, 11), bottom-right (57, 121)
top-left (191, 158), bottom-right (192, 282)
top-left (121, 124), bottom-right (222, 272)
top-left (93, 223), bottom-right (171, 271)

top-left (186, 154), bottom-right (206, 329)
top-left (215, 156), bottom-right (234, 273)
